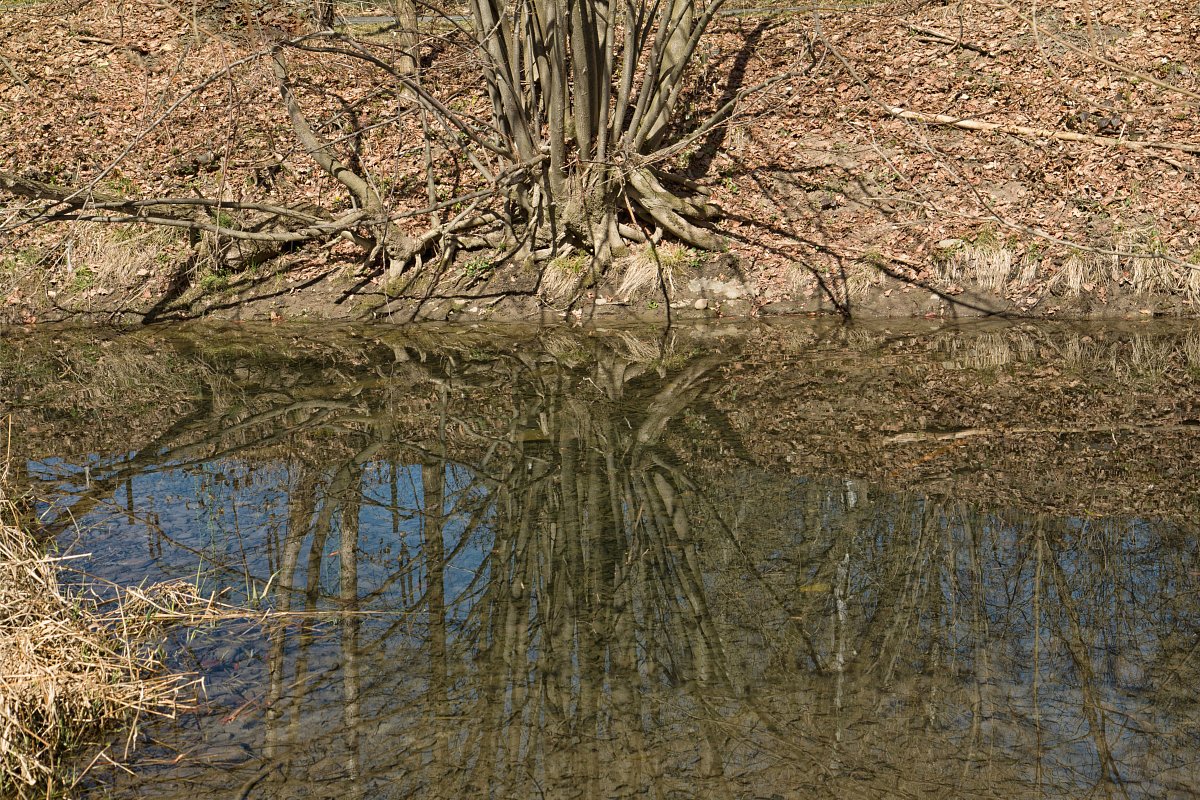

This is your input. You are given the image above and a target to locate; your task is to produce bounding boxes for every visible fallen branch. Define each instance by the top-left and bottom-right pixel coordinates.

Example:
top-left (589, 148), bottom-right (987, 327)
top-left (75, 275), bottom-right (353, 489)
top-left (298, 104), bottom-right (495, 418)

top-left (58, 211), bottom-right (366, 242)
top-left (906, 24), bottom-right (994, 57)
top-left (886, 106), bottom-right (1200, 155)
top-left (885, 423), bottom-right (1200, 445)
top-left (0, 52), bottom-right (27, 88)
top-left (0, 170), bottom-right (365, 243)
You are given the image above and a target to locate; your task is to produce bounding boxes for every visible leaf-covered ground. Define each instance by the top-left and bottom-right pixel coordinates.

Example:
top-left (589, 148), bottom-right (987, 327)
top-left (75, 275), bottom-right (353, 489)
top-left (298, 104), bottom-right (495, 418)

top-left (1, 0), bottom-right (1198, 323)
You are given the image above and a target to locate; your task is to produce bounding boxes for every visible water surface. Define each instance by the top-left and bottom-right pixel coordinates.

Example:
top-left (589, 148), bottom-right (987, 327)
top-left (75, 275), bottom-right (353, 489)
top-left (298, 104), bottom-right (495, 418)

top-left (3, 320), bottom-right (1199, 799)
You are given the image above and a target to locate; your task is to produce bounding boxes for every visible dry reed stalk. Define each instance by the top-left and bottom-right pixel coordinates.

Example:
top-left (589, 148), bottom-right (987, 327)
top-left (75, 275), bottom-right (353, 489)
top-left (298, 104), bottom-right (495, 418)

top-left (0, 473), bottom-right (216, 798)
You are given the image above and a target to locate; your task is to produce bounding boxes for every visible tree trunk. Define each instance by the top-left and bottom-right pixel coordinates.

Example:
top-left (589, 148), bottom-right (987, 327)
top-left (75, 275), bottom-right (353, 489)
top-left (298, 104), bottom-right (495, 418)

top-left (313, 0), bottom-right (334, 30)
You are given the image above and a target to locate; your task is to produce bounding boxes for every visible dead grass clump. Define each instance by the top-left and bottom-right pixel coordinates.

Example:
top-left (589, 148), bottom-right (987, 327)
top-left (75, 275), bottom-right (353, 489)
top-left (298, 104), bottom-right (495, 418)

top-left (1184, 260), bottom-right (1200, 309)
top-left (947, 235), bottom-right (1015, 293)
top-left (1014, 247), bottom-right (1041, 289)
top-left (614, 242), bottom-right (700, 300)
top-left (1117, 228), bottom-right (1175, 296)
top-left (539, 250), bottom-right (590, 303)
top-left (1047, 246), bottom-right (1123, 298)
top-left (39, 222), bottom-right (185, 301)
top-left (843, 255), bottom-right (886, 300)
top-left (0, 495), bottom-right (213, 797)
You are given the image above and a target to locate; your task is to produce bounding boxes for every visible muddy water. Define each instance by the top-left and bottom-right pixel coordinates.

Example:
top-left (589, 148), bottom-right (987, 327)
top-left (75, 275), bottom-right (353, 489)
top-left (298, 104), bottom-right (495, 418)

top-left (4, 320), bottom-right (1200, 799)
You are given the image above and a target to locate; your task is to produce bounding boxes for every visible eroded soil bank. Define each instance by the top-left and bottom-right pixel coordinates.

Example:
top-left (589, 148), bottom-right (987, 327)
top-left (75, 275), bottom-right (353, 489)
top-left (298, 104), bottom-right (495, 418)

top-left (1, 0), bottom-right (1199, 325)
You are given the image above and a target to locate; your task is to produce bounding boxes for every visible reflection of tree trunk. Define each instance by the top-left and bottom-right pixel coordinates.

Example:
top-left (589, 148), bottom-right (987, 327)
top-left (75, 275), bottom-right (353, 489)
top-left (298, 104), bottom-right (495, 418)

top-left (290, 449), bottom-right (378, 761)
top-left (422, 456), bottom-right (450, 786)
top-left (1032, 523), bottom-right (1045, 794)
top-left (833, 551), bottom-right (849, 760)
top-left (1046, 529), bottom-right (1129, 796)
top-left (265, 463), bottom-right (319, 762)
top-left (964, 506), bottom-right (990, 767)
top-left (467, 520), bottom-right (512, 794)
top-left (580, 438), bottom-right (616, 800)
top-left (611, 568), bottom-right (649, 798)
top-left (339, 465), bottom-right (364, 800)
top-left (631, 464), bottom-right (734, 796)
top-left (535, 415), bottom-right (573, 796)
top-left (390, 464), bottom-right (416, 608)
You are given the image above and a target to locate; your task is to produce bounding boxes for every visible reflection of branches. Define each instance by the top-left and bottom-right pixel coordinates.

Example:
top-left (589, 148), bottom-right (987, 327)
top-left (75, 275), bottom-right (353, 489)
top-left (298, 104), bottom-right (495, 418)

top-left (39, 399), bottom-right (355, 538)
top-left (1045, 532), bottom-right (1131, 799)
top-left (27, 329), bottom-right (1200, 799)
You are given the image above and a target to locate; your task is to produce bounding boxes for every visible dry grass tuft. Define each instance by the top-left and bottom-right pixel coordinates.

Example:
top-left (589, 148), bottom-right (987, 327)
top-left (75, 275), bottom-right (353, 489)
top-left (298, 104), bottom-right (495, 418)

top-left (539, 250), bottom-right (590, 303)
top-left (0, 466), bottom-right (217, 798)
top-left (1184, 261), bottom-right (1200, 309)
top-left (843, 255), bottom-right (886, 300)
top-left (14, 223), bottom-right (187, 303)
top-left (939, 231), bottom-right (1015, 293)
top-left (615, 243), bottom-right (699, 300)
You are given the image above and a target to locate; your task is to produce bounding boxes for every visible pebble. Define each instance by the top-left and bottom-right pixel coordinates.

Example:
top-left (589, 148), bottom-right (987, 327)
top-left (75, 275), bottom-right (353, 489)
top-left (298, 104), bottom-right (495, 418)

top-left (694, 299), bottom-right (708, 310)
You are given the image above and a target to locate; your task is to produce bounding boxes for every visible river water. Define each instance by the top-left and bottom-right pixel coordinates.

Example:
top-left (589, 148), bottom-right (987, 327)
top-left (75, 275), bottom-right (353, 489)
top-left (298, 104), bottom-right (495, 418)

top-left (3, 319), bottom-right (1199, 799)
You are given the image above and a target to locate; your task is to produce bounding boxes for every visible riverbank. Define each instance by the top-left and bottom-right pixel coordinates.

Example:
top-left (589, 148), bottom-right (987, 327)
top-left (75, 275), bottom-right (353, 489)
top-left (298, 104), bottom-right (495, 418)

top-left (1, 0), bottom-right (1198, 324)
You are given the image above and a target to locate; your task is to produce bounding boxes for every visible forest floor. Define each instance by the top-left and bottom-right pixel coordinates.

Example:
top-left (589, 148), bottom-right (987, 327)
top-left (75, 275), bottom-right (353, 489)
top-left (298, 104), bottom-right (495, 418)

top-left (1, 0), bottom-right (1198, 325)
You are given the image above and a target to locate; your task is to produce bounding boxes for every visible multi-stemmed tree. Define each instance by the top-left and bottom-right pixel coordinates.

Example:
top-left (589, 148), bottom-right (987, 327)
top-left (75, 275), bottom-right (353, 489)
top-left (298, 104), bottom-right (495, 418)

top-left (273, 0), bottom-right (736, 272)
